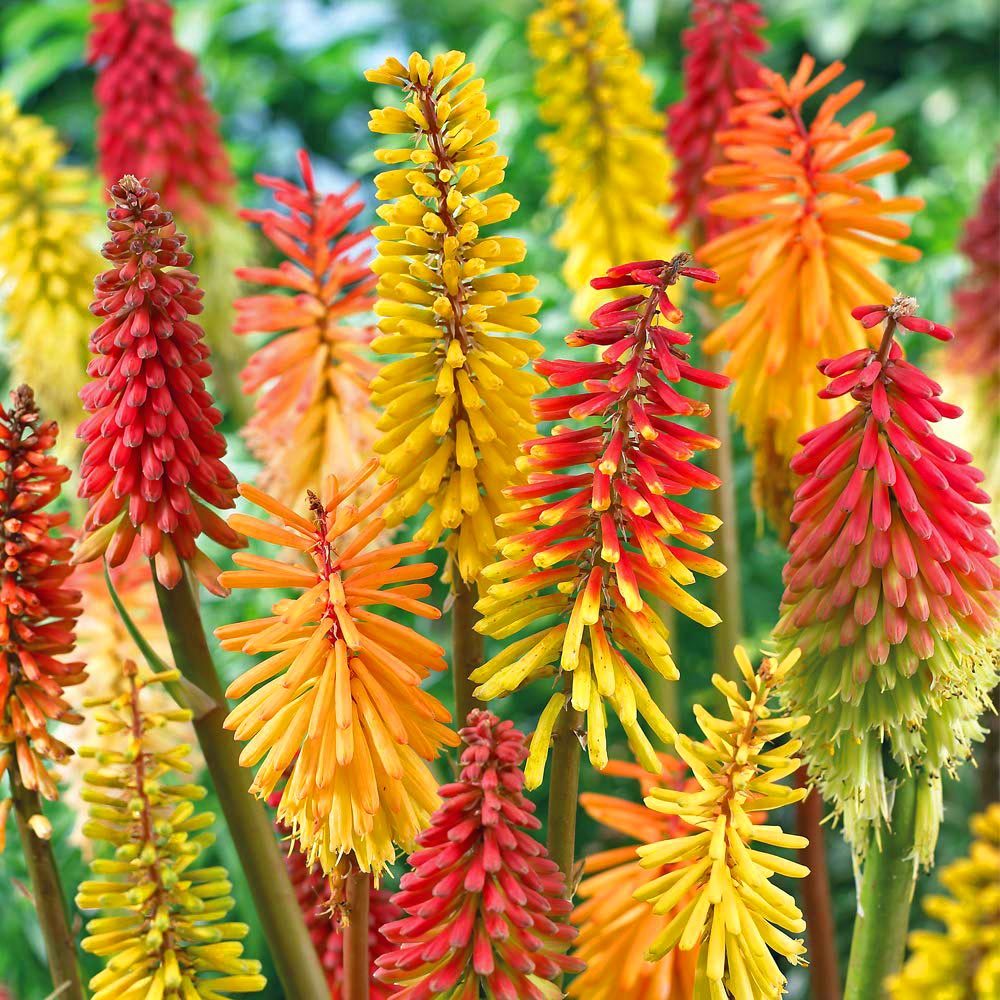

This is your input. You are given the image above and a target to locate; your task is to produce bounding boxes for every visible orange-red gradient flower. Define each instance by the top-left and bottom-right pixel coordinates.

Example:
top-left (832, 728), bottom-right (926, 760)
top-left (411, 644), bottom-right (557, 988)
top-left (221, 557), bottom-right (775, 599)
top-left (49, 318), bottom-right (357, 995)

top-left (700, 56), bottom-right (923, 528)
top-left (236, 150), bottom-right (379, 509)
top-left (217, 460), bottom-right (459, 877)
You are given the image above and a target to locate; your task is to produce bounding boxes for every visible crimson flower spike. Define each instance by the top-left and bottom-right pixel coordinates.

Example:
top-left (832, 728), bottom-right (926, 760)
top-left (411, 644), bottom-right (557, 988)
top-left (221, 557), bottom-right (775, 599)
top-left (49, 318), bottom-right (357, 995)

top-left (375, 710), bottom-right (583, 999)
top-left (76, 176), bottom-right (244, 594)
top-left (775, 293), bottom-right (1000, 863)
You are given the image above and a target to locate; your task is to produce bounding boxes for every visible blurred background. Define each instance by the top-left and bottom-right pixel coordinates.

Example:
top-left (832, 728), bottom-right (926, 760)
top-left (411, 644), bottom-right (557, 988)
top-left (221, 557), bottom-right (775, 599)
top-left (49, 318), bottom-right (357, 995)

top-left (0, 0), bottom-right (997, 996)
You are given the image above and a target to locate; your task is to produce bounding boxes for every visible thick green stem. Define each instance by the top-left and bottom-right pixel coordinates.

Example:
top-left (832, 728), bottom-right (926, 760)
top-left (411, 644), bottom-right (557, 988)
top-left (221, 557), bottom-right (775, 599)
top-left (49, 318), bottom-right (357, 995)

top-left (152, 571), bottom-right (327, 999)
top-left (844, 773), bottom-right (919, 1000)
top-left (451, 571), bottom-right (484, 728)
top-left (547, 689), bottom-right (583, 884)
top-left (9, 763), bottom-right (85, 1000)
top-left (344, 862), bottom-right (371, 1000)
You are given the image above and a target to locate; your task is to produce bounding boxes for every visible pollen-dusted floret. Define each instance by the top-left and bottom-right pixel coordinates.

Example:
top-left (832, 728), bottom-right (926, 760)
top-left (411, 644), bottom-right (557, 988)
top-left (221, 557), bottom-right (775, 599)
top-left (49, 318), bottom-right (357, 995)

top-left (76, 663), bottom-right (266, 999)
top-left (76, 176), bottom-right (244, 595)
top-left (216, 460), bottom-right (459, 878)
top-left (375, 710), bottom-right (583, 998)
top-left (774, 297), bottom-right (999, 862)
top-left (635, 647), bottom-right (810, 1000)
top-left (236, 150), bottom-right (379, 511)
top-left (366, 50), bottom-right (546, 584)
top-left (529, 0), bottom-right (676, 317)
top-left (473, 256), bottom-right (727, 784)
top-left (700, 56), bottom-right (924, 529)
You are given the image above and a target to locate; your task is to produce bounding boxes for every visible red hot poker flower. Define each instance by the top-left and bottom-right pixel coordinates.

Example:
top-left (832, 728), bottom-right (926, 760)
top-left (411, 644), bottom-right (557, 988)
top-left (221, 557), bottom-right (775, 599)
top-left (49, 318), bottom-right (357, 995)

top-left (375, 710), bottom-right (583, 999)
top-left (667, 0), bottom-right (767, 241)
top-left (0, 386), bottom-right (84, 802)
top-left (76, 176), bottom-right (243, 594)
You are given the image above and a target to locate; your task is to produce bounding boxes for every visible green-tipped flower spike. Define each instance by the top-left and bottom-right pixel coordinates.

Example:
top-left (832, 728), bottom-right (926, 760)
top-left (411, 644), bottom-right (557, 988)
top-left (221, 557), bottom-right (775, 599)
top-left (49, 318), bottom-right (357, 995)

top-left (76, 662), bottom-right (266, 1000)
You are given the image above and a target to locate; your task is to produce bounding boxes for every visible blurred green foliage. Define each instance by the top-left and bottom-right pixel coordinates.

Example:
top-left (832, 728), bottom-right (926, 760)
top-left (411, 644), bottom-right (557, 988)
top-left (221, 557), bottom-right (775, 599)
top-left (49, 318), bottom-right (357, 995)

top-left (0, 0), bottom-right (996, 996)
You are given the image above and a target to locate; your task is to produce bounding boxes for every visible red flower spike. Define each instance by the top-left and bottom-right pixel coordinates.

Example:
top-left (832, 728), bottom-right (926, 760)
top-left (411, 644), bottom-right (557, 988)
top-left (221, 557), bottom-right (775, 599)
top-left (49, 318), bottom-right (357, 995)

top-left (0, 386), bottom-right (85, 802)
top-left (375, 710), bottom-right (583, 999)
top-left (667, 0), bottom-right (768, 240)
top-left (89, 0), bottom-right (235, 226)
top-left (76, 176), bottom-right (243, 594)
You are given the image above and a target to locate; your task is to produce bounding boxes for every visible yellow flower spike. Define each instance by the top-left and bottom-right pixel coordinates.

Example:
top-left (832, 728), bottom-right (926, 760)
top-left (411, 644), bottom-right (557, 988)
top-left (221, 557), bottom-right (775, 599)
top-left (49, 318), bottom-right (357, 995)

top-left (366, 50), bottom-right (546, 584)
top-left (635, 647), bottom-right (811, 999)
top-left (529, 0), bottom-right (677, 317)
top-left (76, 663), bottom-right (266, 999)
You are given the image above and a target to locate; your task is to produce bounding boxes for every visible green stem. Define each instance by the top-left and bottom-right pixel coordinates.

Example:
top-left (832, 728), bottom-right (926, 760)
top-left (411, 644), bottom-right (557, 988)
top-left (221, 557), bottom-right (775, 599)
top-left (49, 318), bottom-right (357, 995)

top-left (844, 773), bottom-right (919, 1000)
top-left (451, 571), bottom-right (484, 729)
top-left (9, 762), bottom-right (85, 1000)
top-left (343, 861), bottom-right (371, 1000)
top-left (152, 570), bottom-right (327, 999)
top-left (648, 599), bottom-right (679, 738)
top-left (546, 686), bottom-right (583, 884)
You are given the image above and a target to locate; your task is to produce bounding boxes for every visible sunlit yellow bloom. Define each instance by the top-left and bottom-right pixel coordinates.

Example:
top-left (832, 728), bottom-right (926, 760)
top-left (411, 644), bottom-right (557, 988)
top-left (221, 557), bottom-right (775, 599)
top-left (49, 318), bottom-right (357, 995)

top-left (216, 460), bottom-right (459, 877)
top-left (366, 50), bottom-right (546, 583)
top-left (529, 0), bottom-right (675, 317)
top-left (77, 663), bottom-right (266, 999)
top-left (636, 646), bottom-right (810, 999)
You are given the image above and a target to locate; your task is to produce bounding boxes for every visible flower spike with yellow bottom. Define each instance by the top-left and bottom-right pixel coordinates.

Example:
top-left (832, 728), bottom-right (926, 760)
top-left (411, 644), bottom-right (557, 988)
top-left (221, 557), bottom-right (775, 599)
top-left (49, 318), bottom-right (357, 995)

top-left (216, 460), bottom-right (459, 878)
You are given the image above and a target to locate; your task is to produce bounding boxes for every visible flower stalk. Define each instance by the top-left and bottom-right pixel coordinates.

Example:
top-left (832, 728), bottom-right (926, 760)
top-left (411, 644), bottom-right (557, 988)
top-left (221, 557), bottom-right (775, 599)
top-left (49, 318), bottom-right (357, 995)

top-left (343, 862), bottom-right (371, 1000)
top-left (547, 679), bottom-right (584, 885)
top-left (451, 572), bottom-right (484, 726)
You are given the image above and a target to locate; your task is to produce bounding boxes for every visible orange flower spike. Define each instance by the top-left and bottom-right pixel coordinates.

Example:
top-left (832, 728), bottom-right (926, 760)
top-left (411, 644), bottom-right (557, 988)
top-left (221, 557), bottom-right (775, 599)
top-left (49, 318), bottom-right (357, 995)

top-left (700, 55), bottom-right (923, 529)
top-left (216, 459), bottom-right (459, 878)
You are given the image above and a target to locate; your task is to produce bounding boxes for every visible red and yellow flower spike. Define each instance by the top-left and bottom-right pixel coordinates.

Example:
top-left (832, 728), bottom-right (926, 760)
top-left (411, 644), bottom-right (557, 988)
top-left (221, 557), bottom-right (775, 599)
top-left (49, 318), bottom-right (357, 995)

top-left (366, 50), bottom-right (546, 584)
top-left (472, 255), bottom-right (728, 783)
top-left (529, 0), bottom-right (676, 318)
top-left (216, 460), bottom-right (459, 878)
top-left (236, 150), bottom-right (379, 510)
top-left (700, 55), bottom-right (923, 529)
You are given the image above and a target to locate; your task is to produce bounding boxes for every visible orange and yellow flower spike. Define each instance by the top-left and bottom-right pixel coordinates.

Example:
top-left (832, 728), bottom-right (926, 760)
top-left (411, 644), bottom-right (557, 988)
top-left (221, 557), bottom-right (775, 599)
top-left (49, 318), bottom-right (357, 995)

top-left (700, 55), bottom-right (923, 529)
top-left (529, 0), bottom-right (676, 318)
top-left (216, 460), bottom-right (459, 877)
top-left (366, 50), bottom-right (546, 584)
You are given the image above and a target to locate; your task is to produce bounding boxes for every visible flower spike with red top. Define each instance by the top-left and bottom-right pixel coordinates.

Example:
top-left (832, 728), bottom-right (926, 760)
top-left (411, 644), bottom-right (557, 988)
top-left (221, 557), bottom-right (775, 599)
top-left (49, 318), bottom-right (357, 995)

top-left (774, 294), bottom-right (1000, 862)
top-left (473, 254), bottom-right (728, 783)
top-left (375, 709), bottom-right (583, 999)
top-left (75, 176), bottom-right (244, 595)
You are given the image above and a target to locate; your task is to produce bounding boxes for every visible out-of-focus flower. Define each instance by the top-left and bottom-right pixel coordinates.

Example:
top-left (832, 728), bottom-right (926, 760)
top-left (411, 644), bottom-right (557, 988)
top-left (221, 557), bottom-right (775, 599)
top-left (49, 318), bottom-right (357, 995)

top-left (75, 176), bottom-right (244, 595)
top-left (366, 50), bottom-right (545, 584)
top-left (700, 56), bottom-right (923, 528)
top-left (473, 256), bottom-right (726, 783)
top-left (236, 150), bottom-right (379, 510)
top-left (889, 804), bottom-right (1000, 1000)
top-left (217, 460), bottom-right (458, 878)
top-left (375, 709), bottom-right (582, 998)
top-left (529, 0), bottom-right (675, 317)
top-left (636, 647), bottom-right (810, 999)
top-left (0, 93), bottom-right (101, 438)
top-left (0, 386), bottom-right (83, 808)
top-left (76, 662), bottom-right (266, 999)
top-left (667, 0), bottom-right (767, 242)
top-left (571, 757), bottom-right (698, 999)
top-left (774, 297), bottom-right (999, 861)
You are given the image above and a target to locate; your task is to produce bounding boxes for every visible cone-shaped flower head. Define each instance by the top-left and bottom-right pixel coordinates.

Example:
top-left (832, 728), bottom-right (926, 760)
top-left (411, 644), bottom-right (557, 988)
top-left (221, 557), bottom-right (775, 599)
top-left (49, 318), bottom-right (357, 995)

top-left (366, 50), bottom-right (546, 584)
top-left (76, 176), bottom-right (243, 595)
top-left (0, 386), bottom-right (84, 807)
top-left (473, 256), bottom-right (727, 783)
top-left (76, 662), bottom-right (266, 999)
top-left (889, 804), bottom-right (1000, 999)
top-left (375, 709), bottom-right (583, 998)
top-left (529, 0), bottom-right (676, 318)
top-left (88, 0), bottom-right (235, 227)
top-left (570, 756), bottom-right (698, 999)
top-left (236, 150), bottom-right (379, 510)
top-left (636, 647), bottom-right (810, 999)
top-left (0, 92), bottom-right (102, 437)
top-left (667, 0), bottom-right (767, 241)
top-left (700, 56), bottom-right (923, 528)
top-left (773, 297), bottom-right (1000, 862)
top-left (217, 460), bottom-right (459, 877)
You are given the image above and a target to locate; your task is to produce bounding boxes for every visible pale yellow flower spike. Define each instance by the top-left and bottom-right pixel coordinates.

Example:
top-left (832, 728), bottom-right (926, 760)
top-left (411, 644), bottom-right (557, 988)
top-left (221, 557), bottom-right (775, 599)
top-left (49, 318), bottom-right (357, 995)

top-left (366, 51), bottom-right (546, 584)
top-left (529, 0), bottom-right (676, 317)
top-left (635, 646), bottom-right (812, 1000)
